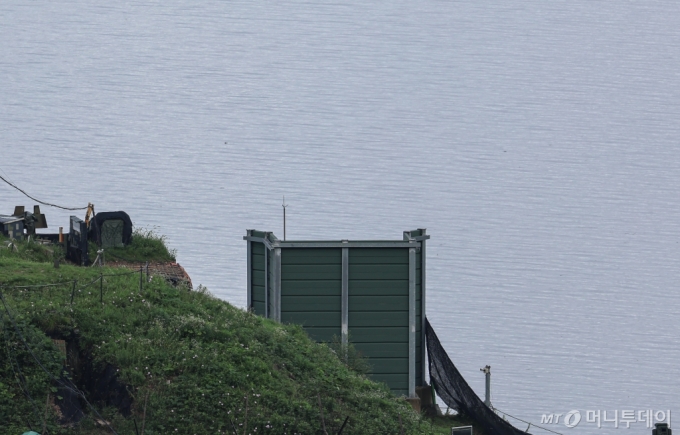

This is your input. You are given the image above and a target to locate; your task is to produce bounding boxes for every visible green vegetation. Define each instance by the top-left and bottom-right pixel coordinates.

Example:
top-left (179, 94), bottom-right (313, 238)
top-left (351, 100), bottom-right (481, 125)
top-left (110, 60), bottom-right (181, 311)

top-left (95, 227), bottom-right (177, 263)
top-left (0, 235), bottom-right (456, 434)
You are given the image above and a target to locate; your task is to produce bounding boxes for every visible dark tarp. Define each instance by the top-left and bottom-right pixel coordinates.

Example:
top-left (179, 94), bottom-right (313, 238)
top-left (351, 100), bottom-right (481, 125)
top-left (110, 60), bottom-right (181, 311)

top-left (89, 211), bottom-right (133, 247)
top-left (426, 318), bottom-right (531, 435)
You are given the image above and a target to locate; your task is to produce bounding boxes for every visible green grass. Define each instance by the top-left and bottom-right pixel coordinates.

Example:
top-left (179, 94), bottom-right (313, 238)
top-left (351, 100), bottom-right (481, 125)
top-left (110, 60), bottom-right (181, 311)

top-left (0, 236), bottom-right (456, 434)
top-left (96, 227), bottom-right (177, 263)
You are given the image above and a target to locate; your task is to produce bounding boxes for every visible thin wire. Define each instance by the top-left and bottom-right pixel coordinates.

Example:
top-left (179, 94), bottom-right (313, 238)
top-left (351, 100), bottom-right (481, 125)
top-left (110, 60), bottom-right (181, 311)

top-left (0, 290), bottom-right (119, 435)
top-left (1, 270), bottom-right (137, 290)
top-left (0, 173), bottom-right (87, 211)
top-left (494, 408), bottom-right (564, 435)
top-left (101, 269), bottom-right (141, 277)
top-left (1, 281), bottom-right (73, 289)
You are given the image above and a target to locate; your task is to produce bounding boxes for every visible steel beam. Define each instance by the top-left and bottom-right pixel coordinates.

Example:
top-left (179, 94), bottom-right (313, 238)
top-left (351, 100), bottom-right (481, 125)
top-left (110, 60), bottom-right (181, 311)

top-left (341, 246), bottom-right (349, 346)
top-left (408, 247), bottom-right (416, 398)
top-left (246, 230), bottom-right (252, 310)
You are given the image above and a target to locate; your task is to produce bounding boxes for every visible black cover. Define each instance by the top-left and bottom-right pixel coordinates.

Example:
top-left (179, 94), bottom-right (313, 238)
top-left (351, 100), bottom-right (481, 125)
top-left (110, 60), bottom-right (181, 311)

top-left (426, 318), bottom-right (531, 435)
top-left (89, 211), bottom-right (133, 246)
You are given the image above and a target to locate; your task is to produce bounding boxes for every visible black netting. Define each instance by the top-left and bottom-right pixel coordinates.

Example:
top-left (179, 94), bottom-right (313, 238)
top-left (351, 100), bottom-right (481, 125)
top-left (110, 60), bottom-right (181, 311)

top-left (426, 318), bottom-right (531, 435)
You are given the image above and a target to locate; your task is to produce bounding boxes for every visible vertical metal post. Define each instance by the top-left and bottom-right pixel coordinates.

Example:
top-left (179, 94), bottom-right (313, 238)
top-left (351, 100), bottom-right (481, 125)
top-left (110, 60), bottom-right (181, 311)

top-left (481, 365), bottom-right (491, 407)
top-left (146, 262), bottom-right (150, 283)
top-left (70, 280), bottom-right (77, 305)
top-left (420, 229), bottom-right (427, 384)
top-left (341, 246), bottom-right (349, 346)
top-left (264, 244), bottom-right (269, 318)
top-left (246, 230), bottom-right (252, 310)
top-left (282, 196), bottom-right (287, 241)
top-left (139, 266), bottom-right (143, 292)
top-left (408, 247), bottom-right (417, 398)
top-left (100, 273), bottom-right (103, 303)
top-left (274, 247), bottom-right (282, 322)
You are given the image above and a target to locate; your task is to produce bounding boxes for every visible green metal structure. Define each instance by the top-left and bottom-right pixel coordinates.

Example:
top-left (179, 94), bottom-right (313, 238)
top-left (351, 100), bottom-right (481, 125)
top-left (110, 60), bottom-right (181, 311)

top-left (244, 229), bottom-right (429, 397)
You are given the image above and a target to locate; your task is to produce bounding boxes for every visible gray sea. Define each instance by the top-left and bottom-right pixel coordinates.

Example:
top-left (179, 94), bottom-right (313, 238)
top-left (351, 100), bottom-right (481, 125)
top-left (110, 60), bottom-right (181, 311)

top-left (2, 1), bottom-right (679, 433)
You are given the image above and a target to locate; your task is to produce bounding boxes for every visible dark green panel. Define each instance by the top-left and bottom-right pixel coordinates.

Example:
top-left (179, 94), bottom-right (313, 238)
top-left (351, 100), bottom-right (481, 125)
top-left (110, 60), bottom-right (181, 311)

top-left (302, 327), bottom-right (341, 342)
top-left (353, 342), bottom-right (408, 358)
top-left (349, 249), bottom-right (410, 259)
top-left (251, 257), bottom-right (266, 316)
top-left (282, 280), bottom-right (341, 296)
top-left (251, 242), bottom-right (266, 255)
top-left (281, 295), bottom-right (340, 311)
top-left (366, 358), bottom-right (408, 374)
top-left (252, 301), bottom-right (265, 316)
top-left (283, 248), bottom-right (342, 258)
top-left (349, 311), bottom-right (408, 327)
top-left (252, 273), bottom-right (266, 287)
top-left (349, 299), bottom-right (421, 314)
top-left (252, 284), bottom-right (265, 303)
top-left (281, 311), bottom-right (340, 327)
top-left (282, 248), bottom-right (342, 264)
top-left (282, 265), bottom-right (342, 280)
top-left (349, 264), bottom-right (409, 280)
top-left (252, 255), bottom-right (265, 270)
top-left (347, 280), bottom-right (408, 295)
top-left (349, 295), bottom-right (408, 311)
top-left (348, 327), bottom-right (408, 343)
top-left (369, 374), bottom-right (408, 390)
top-left (349, 255), bottom-right (408, 267)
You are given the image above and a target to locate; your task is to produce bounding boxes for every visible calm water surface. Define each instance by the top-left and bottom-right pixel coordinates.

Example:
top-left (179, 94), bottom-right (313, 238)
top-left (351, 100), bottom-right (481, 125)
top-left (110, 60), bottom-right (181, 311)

top-left (2, 1), bottom-right (679, 433)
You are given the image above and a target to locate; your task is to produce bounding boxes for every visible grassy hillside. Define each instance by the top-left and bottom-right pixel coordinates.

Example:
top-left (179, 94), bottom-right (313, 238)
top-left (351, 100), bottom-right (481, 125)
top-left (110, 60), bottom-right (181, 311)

top-left (0, 235), bottom-right (461, 435)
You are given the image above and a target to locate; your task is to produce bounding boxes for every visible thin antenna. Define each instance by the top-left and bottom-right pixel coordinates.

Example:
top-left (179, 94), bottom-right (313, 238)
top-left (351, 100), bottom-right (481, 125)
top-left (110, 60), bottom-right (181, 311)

top-left (282, 196), bottom-right (288, 241)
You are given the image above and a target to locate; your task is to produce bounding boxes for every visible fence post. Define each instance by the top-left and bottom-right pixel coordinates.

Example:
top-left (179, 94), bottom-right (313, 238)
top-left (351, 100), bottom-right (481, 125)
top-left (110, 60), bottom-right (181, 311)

top-left (100, 273), bottom-right (103, 303)
top-left (70, 280), bottom-right (77, 305)
top-left (139, 266), bottom-right (143, 293)
top-left (146, 262), bottom-right (150, 283)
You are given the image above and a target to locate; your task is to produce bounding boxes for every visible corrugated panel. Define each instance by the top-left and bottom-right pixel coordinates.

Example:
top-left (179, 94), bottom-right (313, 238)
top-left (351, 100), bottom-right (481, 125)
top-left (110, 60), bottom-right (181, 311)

top-left (280, 248), bottom-right (342, 341)
top-left (247, 233), bottom-right (427, 395)
top-left (347, 246), bottom-right (416, 394)
top-left (251, 242), bottom-right (267, 316)
top-left (416, 251), bottom-right (423, 386)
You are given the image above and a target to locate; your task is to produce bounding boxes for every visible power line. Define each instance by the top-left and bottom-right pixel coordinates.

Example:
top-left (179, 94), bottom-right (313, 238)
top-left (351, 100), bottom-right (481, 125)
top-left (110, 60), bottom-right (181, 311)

top-left (0, 173), bottom-right (87, 211)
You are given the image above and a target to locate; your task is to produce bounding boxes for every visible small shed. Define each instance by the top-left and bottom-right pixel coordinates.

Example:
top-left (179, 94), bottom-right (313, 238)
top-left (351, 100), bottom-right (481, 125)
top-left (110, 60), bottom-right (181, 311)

top-left (244, 229), bottom-right (429, 397)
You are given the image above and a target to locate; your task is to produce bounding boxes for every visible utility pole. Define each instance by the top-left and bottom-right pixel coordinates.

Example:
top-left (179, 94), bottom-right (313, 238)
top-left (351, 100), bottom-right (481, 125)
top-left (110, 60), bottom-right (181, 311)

top-left (282, 196), bottom-right (288, 241)
top-left (480, 365), bottom-right (491, 408)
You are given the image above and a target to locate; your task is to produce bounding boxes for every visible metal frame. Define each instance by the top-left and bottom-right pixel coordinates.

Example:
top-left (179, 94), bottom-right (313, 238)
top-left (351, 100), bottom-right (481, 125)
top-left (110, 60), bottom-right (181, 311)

top-left (420, 229), bottom-right (427, 384)
top-left (408, 247), bottom-right (417, 398)
top-left (246, 230), bottom-right (252, 310)
top-left (245, 229), bottom-right (430, 396)
top-left (341, 245), bottom-right (349, 346)
top-left (264, 242), bottom-right (269, 318)
top-left (244, 236), bottom-right (421, 250)
top-left (273, 247), bottom-right (282, 321)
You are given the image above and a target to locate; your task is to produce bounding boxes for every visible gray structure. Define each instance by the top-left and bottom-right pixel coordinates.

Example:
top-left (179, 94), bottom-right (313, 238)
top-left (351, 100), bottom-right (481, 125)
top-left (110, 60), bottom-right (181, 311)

top-left (0, 215), bottom-right (24, 240)
top-left (244, 229), bottom-right (429, 397)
